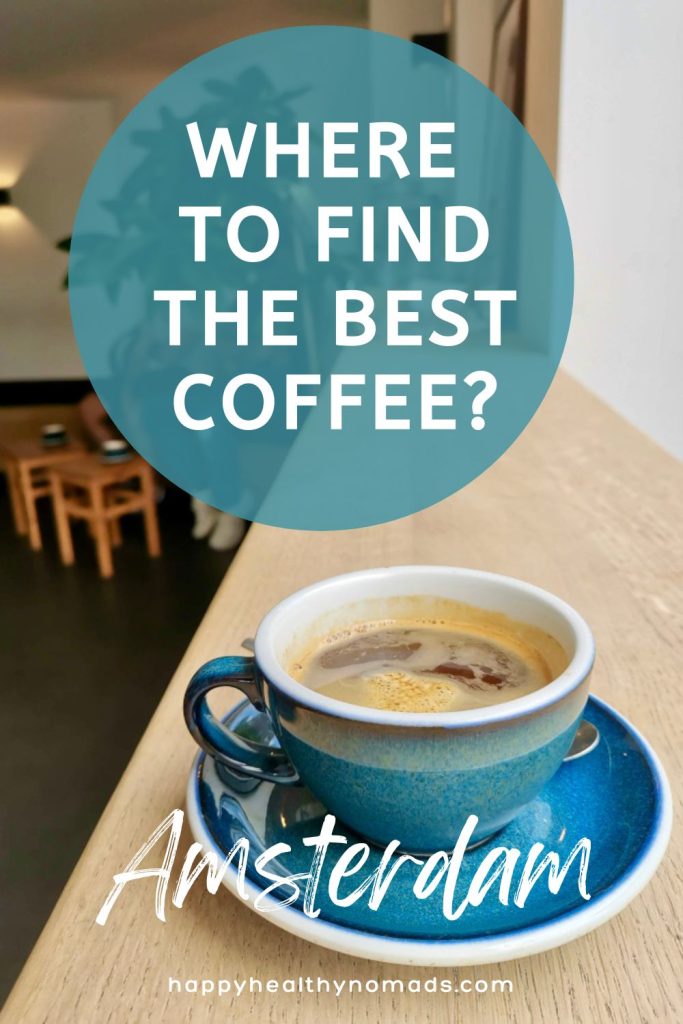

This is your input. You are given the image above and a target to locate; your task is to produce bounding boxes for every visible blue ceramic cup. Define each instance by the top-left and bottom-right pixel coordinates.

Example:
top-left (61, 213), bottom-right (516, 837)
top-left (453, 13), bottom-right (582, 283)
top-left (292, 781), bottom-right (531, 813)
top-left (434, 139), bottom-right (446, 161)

top-left (184, 566), bottom-right (594, 852)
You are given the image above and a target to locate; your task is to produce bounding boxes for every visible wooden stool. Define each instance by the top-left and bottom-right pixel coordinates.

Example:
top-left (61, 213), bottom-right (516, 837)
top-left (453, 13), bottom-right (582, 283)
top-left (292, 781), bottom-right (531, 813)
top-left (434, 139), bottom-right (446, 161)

top-left (50, 454), bottom-right (161, 579)
top-left (0, 438), bottom-right (85, 551)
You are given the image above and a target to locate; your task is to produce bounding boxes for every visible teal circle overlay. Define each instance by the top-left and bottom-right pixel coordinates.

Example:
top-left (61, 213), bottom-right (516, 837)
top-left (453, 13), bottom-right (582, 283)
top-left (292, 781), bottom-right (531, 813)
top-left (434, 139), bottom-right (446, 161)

top-left (69, 26), bottom-right (573, 530)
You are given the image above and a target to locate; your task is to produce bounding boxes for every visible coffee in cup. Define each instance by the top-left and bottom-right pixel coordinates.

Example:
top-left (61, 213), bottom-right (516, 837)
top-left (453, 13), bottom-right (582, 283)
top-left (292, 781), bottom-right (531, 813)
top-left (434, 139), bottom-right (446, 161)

top-left (288, 603), bottom-right (568, 713)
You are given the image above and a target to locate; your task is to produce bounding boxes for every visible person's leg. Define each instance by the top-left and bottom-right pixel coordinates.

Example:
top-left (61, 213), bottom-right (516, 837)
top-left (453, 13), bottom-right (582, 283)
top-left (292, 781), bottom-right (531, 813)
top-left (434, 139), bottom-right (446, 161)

top-left (208, 512), bottom-right (245, 551)
top-left (191, 498), bottom-right (219, 539)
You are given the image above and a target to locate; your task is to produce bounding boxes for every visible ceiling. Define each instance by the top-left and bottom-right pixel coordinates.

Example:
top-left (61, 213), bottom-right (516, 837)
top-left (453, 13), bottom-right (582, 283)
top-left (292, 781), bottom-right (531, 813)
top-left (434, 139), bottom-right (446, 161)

top-left (0, 0), bottom-right (368, 100)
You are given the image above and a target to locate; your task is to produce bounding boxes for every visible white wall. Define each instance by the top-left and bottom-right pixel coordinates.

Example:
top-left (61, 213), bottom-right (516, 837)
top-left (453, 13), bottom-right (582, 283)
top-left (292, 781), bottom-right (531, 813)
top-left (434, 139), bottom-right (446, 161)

top-left (558, 1), bottom-right (683, 459)
top-left (0, 99), bottom-right (113, 380)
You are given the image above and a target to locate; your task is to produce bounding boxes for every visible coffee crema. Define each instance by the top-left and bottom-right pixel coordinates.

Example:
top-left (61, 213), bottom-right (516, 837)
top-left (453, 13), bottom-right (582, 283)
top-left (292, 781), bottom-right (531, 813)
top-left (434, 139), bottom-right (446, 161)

top-left (289, 608), bottom-right (568, 713)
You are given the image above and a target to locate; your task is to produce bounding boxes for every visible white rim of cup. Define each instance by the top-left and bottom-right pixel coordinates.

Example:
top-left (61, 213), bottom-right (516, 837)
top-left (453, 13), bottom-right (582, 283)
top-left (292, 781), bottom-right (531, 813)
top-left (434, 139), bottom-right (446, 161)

top-left (254, 566), bottom-right (596, 729)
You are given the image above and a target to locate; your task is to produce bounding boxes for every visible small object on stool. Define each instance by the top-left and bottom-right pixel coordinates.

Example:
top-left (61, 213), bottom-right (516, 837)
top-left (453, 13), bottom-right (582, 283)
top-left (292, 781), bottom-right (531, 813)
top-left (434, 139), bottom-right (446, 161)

top-left (41, 423), bottom-right (68, 447)
top-left (50, 454), bottom-right (161, 579)
top-left (100, 439), bottom-right (132, 464)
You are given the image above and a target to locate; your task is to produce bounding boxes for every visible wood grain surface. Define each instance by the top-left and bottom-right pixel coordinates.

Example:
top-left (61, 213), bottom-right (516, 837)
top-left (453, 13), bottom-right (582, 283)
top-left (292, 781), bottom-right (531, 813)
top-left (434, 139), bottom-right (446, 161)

top-left (3, 374), bottom-right (682, 1023)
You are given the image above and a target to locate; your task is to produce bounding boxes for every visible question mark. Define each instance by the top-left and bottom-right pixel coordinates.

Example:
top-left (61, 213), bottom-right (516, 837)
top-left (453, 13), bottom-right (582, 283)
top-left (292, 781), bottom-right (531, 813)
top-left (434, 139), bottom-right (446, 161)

top-left (464, 371), bottom-right (497, 430)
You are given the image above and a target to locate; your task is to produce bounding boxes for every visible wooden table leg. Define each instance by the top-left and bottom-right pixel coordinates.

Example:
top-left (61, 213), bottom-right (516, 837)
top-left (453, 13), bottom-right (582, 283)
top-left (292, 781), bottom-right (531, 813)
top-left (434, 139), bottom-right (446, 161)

top-left (90, 484), bottom-right (114, 579)
top-left (109, 517), bottom-right (123, 546)
top-left (50, 472), bottom-right (75, 566)
top-left (140, 466), bottom-right (161, 558)
top-left (5, 461), bottom-right (28, 536)
top-left (18, 463), bottom-right (42, 551)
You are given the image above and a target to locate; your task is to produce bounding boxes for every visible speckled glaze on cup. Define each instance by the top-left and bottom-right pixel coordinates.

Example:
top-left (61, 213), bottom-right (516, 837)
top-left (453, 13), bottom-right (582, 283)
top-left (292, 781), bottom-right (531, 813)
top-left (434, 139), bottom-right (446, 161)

top-left (184, 567), bottom-right (595, 852)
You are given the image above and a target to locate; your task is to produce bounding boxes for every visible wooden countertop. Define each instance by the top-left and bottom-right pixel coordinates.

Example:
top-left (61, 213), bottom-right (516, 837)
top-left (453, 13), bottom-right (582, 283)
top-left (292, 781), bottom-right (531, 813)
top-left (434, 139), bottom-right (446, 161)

top-left (3, 374), bottom-right (682, 1023)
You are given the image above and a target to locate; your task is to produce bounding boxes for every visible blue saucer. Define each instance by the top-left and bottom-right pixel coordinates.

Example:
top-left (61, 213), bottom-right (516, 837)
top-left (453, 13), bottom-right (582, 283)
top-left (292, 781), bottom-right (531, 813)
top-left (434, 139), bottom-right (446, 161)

top-left (185, 696), bottom-right (671, 965)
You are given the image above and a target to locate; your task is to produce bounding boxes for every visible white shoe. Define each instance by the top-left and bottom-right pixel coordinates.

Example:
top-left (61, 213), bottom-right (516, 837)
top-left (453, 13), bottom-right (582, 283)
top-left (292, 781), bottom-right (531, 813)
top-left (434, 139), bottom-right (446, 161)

top-left (191, 498), bottom-right (219, 540)
top-left (208, 512), bottom-right (245, 551)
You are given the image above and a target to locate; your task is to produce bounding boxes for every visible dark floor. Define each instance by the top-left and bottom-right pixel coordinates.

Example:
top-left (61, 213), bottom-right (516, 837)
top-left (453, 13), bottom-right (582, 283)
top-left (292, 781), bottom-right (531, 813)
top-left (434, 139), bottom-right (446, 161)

top-left (0, 483), bottom-right (240, 1002)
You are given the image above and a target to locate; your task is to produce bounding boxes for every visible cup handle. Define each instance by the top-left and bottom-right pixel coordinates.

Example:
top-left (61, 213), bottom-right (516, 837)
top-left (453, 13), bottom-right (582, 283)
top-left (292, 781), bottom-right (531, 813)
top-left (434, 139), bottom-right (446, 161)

top-left (184, 656), bottom-right (299, 784)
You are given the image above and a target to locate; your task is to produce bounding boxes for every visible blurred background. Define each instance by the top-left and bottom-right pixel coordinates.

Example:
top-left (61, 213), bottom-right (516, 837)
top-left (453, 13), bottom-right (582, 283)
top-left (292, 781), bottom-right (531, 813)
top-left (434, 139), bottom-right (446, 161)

top-left (1, 0), bottom-right (681, 1003)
